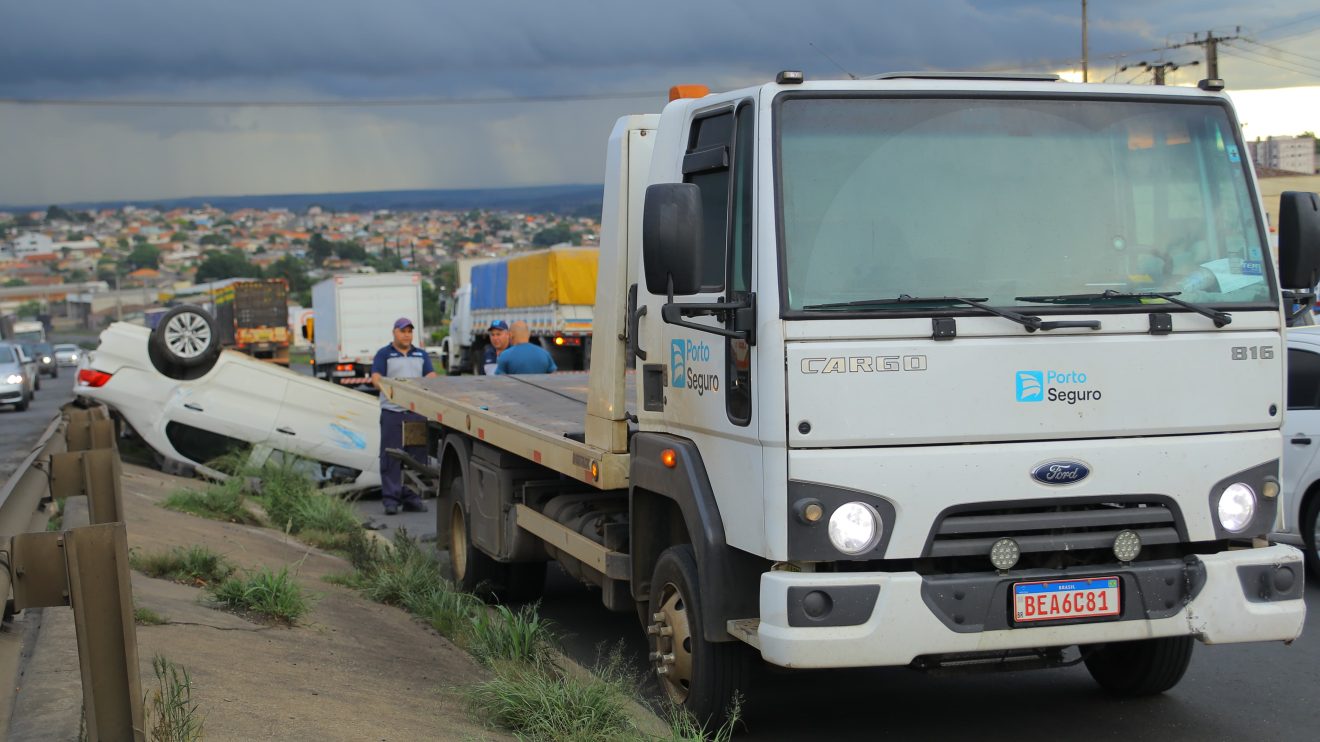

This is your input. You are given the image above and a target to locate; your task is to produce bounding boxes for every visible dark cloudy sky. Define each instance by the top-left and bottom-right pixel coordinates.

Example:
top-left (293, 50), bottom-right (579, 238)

top-left (1, 1), bottom-right (1317, 205)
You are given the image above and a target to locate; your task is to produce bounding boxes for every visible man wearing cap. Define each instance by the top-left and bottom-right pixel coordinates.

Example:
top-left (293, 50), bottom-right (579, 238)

top-left (482, 320), bottom-right (510, 375)
top-left (370, 317), bottom-right (436, 515)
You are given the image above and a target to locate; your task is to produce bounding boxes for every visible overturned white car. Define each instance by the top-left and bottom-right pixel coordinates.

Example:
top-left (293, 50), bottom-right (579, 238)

top-left (78, 305), bottom-right (381, 491)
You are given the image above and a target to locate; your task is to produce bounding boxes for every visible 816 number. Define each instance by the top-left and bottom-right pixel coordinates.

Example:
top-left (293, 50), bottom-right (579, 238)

top-left (1231, 345), bottom-right (1274, 360)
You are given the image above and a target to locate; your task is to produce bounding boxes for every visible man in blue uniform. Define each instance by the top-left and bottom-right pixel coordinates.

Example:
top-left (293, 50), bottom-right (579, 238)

top-left (370, 317), bottom-right (436, 515)
top-left (494, 320), bottom-right (557, 375)
top-left (481, 320), bottom-right (510, 375)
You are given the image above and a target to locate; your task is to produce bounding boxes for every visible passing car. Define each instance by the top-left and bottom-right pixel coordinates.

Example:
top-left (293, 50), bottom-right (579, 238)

top-left (0, 342), bottom-right (35, 411)
top-left (33, 342), bottom-right (58, 378)
top-left (1278, 326), bottom-right (1320, 574)
top-left (78, 305), bottom-right (381, 491)
top-left (16, 344), bottom-right (41, 391)
top-left (52, 344), bottom-right (82, 367)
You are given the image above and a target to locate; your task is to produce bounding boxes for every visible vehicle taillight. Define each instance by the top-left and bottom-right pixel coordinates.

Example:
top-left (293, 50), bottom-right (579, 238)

top-left (78, 369), bottom-right (112, 388)
top-left (336, 363), bottom-right (354, 371)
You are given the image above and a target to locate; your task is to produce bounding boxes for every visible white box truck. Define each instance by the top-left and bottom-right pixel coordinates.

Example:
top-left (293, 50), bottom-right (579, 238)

top-left (381, 72), bottom-right (1320, 724)
top-left (312, 272), bottom-right (423, 390)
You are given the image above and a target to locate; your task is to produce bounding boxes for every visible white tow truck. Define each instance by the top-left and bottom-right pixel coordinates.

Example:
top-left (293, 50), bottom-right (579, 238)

top-left (381, 71), bottom-right (1320, 723)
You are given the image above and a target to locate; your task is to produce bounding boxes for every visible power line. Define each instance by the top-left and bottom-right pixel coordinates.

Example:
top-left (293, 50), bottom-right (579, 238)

top-left (0, 91), bottom-right (662, 108)
top-left (1219, 46), bottom-right (1320, 78)
top-left (1252, 10), bottom-right (1320, 39)
top-left (1240, 37), bottom-right (1320, 67)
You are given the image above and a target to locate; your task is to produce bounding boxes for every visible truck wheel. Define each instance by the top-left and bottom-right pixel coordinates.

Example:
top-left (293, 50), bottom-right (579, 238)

top-left (1084, 636), bottom-right (1194, 696)
top-left (647, 544), bottom-right (748, 726)
top-left (1302, 494), bottom-right (1320, 575)
top-left (152, 305), bottom-right (219, 369)
top-left (446, 477), bottom-right (507, 598)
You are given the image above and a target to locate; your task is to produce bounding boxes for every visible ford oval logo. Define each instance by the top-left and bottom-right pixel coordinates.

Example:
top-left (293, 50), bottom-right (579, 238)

top-left (1031, 460), bottom-right (1090, 485)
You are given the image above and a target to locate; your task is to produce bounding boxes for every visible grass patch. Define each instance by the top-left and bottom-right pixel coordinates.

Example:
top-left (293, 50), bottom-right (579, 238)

top-left (134, 606), bottom-right (168, 626)
top-left (146, 654), bottom-right (204, 741)
top-left (162, 480), bottom-right (261, 526)
top-left (130, 545), bottom-right (235, 587)
top-left (209, 566), bottom-right (310, 624)
top-left (465, 660), bottom-right (638, 741)
top-left (46, 497), bottom-right (65, 532)
top-left (468, 603), bottom-right (556, 669)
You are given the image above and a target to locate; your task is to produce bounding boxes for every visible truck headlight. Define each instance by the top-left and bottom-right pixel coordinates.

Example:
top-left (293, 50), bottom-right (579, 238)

top-left (1217, 483), bottom-right (1256, 532)
top-left (828, 502), bottom-right (882, 555)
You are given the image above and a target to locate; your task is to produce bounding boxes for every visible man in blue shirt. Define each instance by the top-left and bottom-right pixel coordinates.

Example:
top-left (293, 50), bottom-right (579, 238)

top-left (494, 321), bottom-right (557, 375)
top-left (481, 320), bottom-right (510, 375)
top-left (370, 317), bottom-right (436, 515)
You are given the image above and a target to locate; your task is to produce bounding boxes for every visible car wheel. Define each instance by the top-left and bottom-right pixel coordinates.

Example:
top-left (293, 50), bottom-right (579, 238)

top-left (1084, 636), bottom-right (1194, 697)
top-left (33, 375), bottom-right (40, 391)
top-left (152, 305), bottom-right (220, 369)
top-left (647, 544), bottom-right (749, 727)
top-left (1302, 493), bottom-right (1320, 576)
top-left (15, 392), bottom-right (30, 412)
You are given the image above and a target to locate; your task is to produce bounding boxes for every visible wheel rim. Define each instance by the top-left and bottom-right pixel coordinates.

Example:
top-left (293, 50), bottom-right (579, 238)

top-left (649, 580), bottom-right (695, 704)
top-left (163, 312), bottom-right (211, 359)
top-left (450, 503), bottom-right (467, 581)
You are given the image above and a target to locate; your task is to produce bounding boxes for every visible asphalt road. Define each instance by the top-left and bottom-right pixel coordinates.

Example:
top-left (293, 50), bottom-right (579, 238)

top-left (0, 370), bottom-right (77, 483)
top-left (353, 487), bottom-right (1320, 740)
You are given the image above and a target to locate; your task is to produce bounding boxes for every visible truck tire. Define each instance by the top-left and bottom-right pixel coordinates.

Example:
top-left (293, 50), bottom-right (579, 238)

top-left (447, 477), bottom-right (506, 598)
top-left (647, 544), bottom-right (748, 727)
top-left (1084, 636), bottom-right (1194, 697)
top-left (1302, 493), bottom-right (1320, 575)
top-left (152, 305), bottom-right (220, 370)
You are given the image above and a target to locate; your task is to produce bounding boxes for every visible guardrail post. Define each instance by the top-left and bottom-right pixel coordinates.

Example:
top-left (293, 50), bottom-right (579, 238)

top-left (10, 524), bottom-right (145, 742)
top-left (49, 449), bottom-right (124, 525)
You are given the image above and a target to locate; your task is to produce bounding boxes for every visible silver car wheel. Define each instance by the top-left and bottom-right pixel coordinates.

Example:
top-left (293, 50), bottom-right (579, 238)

top-left (163, 311), bottom-right (212, 359)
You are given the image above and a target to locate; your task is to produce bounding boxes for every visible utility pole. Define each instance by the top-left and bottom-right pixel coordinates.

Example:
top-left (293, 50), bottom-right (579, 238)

top-left (1169, 28), bottom-right (1240, 79)
top-left (1081, 0), bottom-right (1089, 82)
top-left (1119, 59), bottom-right (1199, 85)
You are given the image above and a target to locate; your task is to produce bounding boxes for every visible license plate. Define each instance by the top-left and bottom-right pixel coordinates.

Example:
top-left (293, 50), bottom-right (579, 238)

top-left (332, 370), bottom-right (354, 377)
top-left (1013, 577), bottom-right (1120, 624)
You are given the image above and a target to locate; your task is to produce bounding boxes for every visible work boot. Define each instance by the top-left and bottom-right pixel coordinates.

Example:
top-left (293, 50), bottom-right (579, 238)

top-left (384, 503), bottom-right (400, 516)
top-left (402, 499), bottom-right (428, 513)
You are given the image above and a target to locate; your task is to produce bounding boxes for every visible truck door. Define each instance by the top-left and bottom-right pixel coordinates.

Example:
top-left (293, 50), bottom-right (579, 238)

top-left (637, 100), bottom-right (765, 553)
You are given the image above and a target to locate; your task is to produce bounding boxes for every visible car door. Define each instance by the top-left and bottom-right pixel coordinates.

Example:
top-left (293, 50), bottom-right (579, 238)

top-left (164, 355), bottom-right (286, 465)
top-left (268, 373), bottom-right (379, 478)
top-left (1282, 345), bottom-right (1320, 533)
top-left (636, 98), bottom-right (766, 553)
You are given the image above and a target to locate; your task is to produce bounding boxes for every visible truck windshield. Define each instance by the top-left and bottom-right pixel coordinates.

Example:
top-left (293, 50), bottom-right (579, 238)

top-left (777, 96), bottom-right (1271, 313)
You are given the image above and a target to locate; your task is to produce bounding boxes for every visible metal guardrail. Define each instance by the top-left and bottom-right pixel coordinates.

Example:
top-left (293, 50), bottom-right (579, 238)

top-left (1, 403), bottom-right (144, 741)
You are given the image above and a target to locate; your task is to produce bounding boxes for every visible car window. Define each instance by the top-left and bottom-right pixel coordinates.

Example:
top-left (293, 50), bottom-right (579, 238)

top-left (0, 347), bottom-right (14, 363)
top-left (1286, 348), bottom-right (1320, 410)
top-left (164, 421), bottom-right (250, 466)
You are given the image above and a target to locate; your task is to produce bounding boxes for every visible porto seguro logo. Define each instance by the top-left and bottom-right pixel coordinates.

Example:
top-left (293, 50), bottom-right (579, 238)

top-left (671, 339), bottom-right (719, 396)
top-left (1015, 369), bottom-right (1101, 404)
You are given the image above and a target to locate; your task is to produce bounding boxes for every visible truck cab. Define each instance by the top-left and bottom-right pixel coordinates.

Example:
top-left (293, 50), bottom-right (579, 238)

top-left (385, 72), bottom-right (1320, 724)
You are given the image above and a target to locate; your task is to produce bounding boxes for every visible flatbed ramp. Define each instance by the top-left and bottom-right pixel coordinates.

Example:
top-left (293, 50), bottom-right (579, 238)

top-left (380, 373), bottom-right (634, 489)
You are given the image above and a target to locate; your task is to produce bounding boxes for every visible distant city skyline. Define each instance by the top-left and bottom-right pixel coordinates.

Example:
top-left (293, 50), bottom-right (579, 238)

top-left (2, 1), bottom-right (1318, 204)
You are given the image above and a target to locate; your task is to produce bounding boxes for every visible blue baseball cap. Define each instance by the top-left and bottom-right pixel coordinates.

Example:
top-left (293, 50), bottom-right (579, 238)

top-left (393, 317), bottom-right (415, 330)
top-left (489, 320), bottom-right (509, 331)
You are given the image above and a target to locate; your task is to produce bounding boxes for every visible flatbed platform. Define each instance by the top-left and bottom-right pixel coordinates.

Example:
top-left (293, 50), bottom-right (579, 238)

top-left (379, 372), bottom-right (634, 489)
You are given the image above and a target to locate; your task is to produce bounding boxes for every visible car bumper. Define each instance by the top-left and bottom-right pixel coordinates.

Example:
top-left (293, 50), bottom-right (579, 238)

top-left (0, 383), bottom-right (25, 404)
top-left (755, 545), bottom-right (1306, 669)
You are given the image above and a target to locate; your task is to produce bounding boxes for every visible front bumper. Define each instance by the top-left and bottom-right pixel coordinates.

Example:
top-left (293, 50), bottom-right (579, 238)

top-left (0, 382), bottom-right (25, 404)
top-left (756, 545), bottom-right (1306, 669)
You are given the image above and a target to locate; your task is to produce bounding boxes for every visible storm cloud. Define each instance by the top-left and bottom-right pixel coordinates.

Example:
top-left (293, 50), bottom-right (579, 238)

top-left (2, 1), bottom-right (1316, 204)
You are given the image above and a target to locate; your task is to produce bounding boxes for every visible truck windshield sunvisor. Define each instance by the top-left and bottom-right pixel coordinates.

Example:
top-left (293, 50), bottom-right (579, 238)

top-left (777, 96), bottom-right (1272, 314)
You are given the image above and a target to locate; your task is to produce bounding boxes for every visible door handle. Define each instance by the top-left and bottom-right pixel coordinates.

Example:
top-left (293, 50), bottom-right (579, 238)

top-left (277, 426), bottom-right (296, 436)
top-left (184, 403), bottom-right (203, 412)
top-left (626, 283), bottom-right (648, 362)
top-left (1291, 435), bottom-right (1312, 445)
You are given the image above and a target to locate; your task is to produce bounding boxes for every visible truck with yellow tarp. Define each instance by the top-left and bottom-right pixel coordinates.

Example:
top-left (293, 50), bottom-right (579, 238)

top-left (446, 246), bottom-right (598, 373)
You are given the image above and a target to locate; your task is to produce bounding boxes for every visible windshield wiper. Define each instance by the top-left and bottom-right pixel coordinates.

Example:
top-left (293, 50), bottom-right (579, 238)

top-left (1015, 290), bottom-right (1231, 327)
top-left (802, 295), bottom-right (1100, 332)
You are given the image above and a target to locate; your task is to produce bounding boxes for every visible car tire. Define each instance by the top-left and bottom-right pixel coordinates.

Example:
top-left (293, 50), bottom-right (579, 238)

top-left (1302, 492), bottom-right (1320, 576)
top-left (51, 368), bottom-right (58, 379)
top-left (647, 543), bottom-right (749, 727)
top-left (152, 305), bottom-right (220, 370)
top-left (1084, 635), bottom-right (1194, 697)
top-left (15, 392), bottom-right (29, 412)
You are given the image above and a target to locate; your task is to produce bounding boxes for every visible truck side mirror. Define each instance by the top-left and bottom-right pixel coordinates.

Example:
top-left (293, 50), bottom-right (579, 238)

top-left (1278, 191), bottom-right (1320, 290)
top-left (642, 183), bottom-right (703, 296)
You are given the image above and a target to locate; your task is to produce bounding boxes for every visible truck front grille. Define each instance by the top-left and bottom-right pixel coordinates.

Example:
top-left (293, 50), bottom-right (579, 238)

top-left (925, 499), bottom-right (1184, 559)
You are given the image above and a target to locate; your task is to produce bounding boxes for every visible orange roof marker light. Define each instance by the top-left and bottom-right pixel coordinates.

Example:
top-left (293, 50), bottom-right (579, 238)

top-left (661, 449), bottom-right (678, 468)
top-left (669, 84), bottom-right (710, 102)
